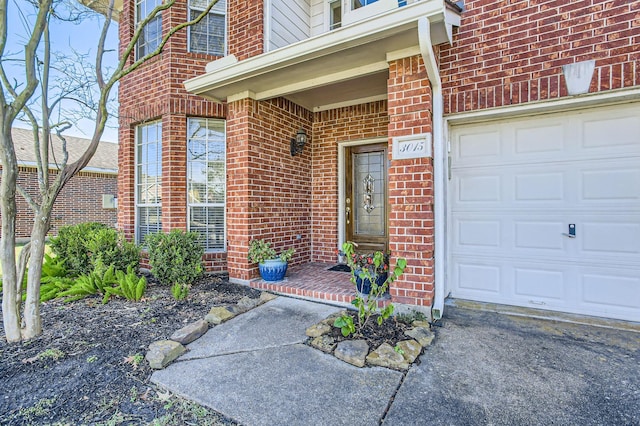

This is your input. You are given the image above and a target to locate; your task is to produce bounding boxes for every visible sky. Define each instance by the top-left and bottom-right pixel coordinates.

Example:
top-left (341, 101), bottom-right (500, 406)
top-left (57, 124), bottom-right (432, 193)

top-left (5, 0), bottom-right (120, 142)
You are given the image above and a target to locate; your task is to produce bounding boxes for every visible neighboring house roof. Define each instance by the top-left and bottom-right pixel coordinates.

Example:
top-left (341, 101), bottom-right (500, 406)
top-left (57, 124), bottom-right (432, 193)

top-left (11, 127), bottom-right (118, 174)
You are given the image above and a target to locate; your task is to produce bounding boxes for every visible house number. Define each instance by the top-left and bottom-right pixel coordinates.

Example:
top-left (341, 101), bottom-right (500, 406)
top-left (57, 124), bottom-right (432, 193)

top-left (392, 133), bottom-right (432, 160)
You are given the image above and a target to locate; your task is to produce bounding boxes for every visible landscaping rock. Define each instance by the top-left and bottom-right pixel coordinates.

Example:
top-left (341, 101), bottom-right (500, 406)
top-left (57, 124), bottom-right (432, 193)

top-left (396, 339), bottom-right (422, 364)
top-left (310, 335), bottom-right (337, 353)
top-left (146, 340), bottom-right (186, 370)
top-left (405, 326), bottom-right (435, 347)
top-left (205, 305), bottom-right (242, 325)
top-left (321, 311), bottom-right (346, 326)
top-left (334, 340), bottom-right (369, 368)
top-left (412, 320), bottom-right (431, 328)
top-left (305, 322), bottom-right (332, 337)
top-left (259, 292), bottom-right (278, 304)
top-left (170, 320), bottom-right (209, 345)
top-left (237, 296), bottom-right (260, 311)
top-left (366, 343), bottom-right (409, 370)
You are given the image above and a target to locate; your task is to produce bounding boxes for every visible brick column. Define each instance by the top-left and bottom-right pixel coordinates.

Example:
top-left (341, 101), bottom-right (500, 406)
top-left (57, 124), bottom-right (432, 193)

top-left (387, 55), bottom-right (435, 307)
top-left (226, 98), bottom-right (256, 282)
top-left (161, 114), bottom-right (188, 231)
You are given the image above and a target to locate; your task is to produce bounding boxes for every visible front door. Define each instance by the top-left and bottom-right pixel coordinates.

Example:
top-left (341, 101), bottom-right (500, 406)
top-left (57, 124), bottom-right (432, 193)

top-left (345, 143), bottom-right (389, 253)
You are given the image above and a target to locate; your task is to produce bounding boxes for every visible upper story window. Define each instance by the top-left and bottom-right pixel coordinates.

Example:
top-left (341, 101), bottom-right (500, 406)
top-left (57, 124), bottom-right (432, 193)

top-left (329, 1), bottom-right (341, 30)
top-left (135, 121), bottom-right (162, 244)
top-left (352, 0), bottom-right (380, 9)
top-left (187, 118), bottom-right (226, 251)
top-left (189, 0), bottom-right (226, 56)
top-left (135, 0), bottom-right (163, 58)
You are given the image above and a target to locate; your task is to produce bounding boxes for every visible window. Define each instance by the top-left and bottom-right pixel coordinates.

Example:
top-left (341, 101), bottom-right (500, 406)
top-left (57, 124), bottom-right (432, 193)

top-left (136, 121), bottom-right (162, 244)
top-left (135, 0), bottom-right (163, 58)
top-left (187, 118), bottom-right (226, 251)
top-left (329, 1), bottom-right (341, 30)
top-left (189, 0), bottom-right (226, 56)
top-left (352, 0), bottom-right (379, 10)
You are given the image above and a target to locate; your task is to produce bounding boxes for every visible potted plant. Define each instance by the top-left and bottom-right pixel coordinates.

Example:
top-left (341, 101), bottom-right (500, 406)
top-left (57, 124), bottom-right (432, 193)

top-left (349, 250), bottom-right (390, 294)
top-left (248, 239), bottom-right (295, 282)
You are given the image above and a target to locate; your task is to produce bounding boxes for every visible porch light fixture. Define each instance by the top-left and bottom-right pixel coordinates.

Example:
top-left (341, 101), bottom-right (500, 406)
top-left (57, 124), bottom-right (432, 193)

top-left (290, 128), bottom-right (308, 156)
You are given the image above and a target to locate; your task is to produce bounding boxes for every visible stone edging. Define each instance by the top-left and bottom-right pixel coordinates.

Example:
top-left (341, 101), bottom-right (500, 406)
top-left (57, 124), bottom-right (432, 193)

top-left (305, 311), bottom-right (435, 370)
top-left (145, 292), bottom-right (278, 369)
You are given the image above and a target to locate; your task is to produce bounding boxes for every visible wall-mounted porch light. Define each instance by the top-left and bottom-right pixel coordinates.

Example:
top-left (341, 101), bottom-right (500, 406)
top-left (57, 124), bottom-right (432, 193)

top-left (290, 128), bottom-right (308, 156)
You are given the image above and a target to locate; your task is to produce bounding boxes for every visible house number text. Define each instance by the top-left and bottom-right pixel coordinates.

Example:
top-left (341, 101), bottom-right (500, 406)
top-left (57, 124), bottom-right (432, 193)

top-left (392, 133), bottom-right (432, 160)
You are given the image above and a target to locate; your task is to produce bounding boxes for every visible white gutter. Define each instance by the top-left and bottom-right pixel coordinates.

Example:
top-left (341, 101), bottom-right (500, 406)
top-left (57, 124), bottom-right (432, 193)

top-left (418, 17), bottom-right (446, 321)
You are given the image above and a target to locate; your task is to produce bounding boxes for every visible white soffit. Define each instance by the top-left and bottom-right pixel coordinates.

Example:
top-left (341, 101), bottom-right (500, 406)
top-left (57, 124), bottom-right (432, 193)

top-left (185, 0), bottom-right (457, 110)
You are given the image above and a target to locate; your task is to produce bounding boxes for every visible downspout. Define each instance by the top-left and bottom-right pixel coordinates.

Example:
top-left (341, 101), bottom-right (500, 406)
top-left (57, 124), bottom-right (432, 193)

top-left (418, 16), bottom-right (446, 321)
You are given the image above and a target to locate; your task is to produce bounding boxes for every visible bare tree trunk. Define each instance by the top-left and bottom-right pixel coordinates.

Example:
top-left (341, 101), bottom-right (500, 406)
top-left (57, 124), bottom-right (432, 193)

top-left (0, 127), bottom-right (21, 342)
top-left (22, 207), bottom-right (52, 339)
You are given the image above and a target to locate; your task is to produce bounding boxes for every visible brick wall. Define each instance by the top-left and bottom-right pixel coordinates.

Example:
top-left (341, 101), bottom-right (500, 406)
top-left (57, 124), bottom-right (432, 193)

top-left (228, 0), bottom-right (264, 60)
top-left (226, 97), bottom-right (313, 281)
top-left (118, 0), bottom-right (227, 270)
top-left (440, 0), bottom-right (640, 114)
top-left (312, 101), bottom-right (389, 263)
top-left (387, 55), bottom-right (434, 307)
top-left (7, 167), bottom-right (117, 238)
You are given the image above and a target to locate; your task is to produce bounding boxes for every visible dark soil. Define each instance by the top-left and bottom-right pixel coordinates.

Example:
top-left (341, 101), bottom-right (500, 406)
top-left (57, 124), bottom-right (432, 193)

top-left (0, 275), bottom-right (424, 425)
top-left (0, 274), bottom-right (259, 426)
top-left (326, 310), bottom-right (420, 352)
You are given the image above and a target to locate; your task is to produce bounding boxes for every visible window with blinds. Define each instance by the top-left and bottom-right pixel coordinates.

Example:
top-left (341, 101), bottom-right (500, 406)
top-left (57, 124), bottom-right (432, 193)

top-left (135, 121), bottom-right (162, 244)
top-left (135, 0), bottom-right (163, 58)
top-left (187, 118), bottom-right (226, 251)
top-left (189, 0), bottom-right (226, 56)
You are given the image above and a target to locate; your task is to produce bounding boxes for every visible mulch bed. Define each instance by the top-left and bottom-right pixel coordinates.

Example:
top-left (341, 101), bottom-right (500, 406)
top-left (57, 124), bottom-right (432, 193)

top-left (1, 274), bottom-right (425, 424)
top-left (0, 274), bottom-right (259, 425)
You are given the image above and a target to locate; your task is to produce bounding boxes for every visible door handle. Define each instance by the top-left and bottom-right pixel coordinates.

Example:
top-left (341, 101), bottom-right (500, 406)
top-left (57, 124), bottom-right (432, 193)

top-left (345, 206), bottom-right (350, 224)
top-left (562, 224), bottom-right (576, 238)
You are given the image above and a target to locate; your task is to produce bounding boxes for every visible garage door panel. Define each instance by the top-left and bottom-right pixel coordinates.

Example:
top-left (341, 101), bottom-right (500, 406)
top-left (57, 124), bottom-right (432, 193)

top-left (515, 124), bottom-right (564, 154)
top-left (449, 102), bottom-right (640, 322)
top-left (514, 267), bottom-right (566, 301)
top-left (581, 222), bottom-right (640, 255)
top-left (515, 173), bottom-right (564, 201)
top-left (582, 168), bottom-right (640, 201)
top-left (515, 221), bottom-right (565, 250)
top-left (582, 114), bottom-right (640, 149)
top-left (581, 271), bottom-right (640, 311)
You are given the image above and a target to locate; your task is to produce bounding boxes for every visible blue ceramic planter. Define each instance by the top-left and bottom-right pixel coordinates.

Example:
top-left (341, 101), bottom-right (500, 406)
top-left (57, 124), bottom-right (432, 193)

top-left (355, 272), bottom-right (388, 295)
top-left (259, 259), bottom-right (288, 282)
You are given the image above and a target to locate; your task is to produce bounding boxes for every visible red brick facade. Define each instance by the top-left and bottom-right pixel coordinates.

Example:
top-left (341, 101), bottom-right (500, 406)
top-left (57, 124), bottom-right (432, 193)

top-left (440, 0), bottom-right (639, 114)
top-left (9, 167), bottom-right (117, 239)
top-left (117, 0), bottom-right (640, 310)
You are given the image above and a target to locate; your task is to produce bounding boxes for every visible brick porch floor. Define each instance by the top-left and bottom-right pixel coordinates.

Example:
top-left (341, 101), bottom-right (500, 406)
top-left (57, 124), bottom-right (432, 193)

top-left (250, 262), bottom-right (355, 305)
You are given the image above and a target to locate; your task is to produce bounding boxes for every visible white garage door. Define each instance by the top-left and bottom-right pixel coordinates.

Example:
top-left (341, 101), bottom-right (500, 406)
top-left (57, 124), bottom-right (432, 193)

top-left (449, 102), bottom-right (640, 322)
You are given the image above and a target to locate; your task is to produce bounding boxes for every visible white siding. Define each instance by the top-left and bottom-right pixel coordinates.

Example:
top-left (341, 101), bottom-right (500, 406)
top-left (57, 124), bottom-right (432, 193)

top-left (310, 0), bottom-right (325, 36)
top-left (267, 0), bottom-right (311, 51)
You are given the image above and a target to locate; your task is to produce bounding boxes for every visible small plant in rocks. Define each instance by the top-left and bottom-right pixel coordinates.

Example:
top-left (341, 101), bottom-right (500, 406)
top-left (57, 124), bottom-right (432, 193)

top-left (334, 241), bottom-right (407, 337)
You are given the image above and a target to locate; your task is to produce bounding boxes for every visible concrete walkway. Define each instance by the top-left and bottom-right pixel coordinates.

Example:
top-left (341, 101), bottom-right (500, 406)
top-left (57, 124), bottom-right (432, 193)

top-left (152, 297), bottom-right (640, 426)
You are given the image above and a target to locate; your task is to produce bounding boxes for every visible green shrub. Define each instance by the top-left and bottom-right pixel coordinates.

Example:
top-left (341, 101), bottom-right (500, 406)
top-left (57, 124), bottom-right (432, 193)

top-left (86, 228), bottom-right (141, 274)
top-left (50, 222), bottom-right (109, 275)
top-left (50, 223), bottom-right (140, 276)
top-left (145, 230), bottom-right (204, 287)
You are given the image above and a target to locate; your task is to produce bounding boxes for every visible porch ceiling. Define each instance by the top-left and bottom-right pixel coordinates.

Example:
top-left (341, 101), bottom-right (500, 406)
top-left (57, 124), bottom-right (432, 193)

top-left (184, 0), bottom-right (460, 112)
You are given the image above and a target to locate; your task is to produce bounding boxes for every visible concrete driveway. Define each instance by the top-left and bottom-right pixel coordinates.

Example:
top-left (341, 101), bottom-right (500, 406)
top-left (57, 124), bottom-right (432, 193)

top-left (385, 306), bottom-right (640, 425)
top-left (152, 297), bottom-right (639, 425)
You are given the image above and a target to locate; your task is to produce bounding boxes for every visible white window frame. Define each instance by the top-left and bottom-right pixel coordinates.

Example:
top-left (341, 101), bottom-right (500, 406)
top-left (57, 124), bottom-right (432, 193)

top-left (186, 118), bottom-right (227, 252)
top-left (135, 0), bottom-right (163, 59)
top-left (187, 0), bottom-right (227, 56)
top-left (341, 0), bottom-right (396, 26)
top-left (328, 0), bottom-right (342, 30)
top-left (135, 121), bottom-right (163, 245)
